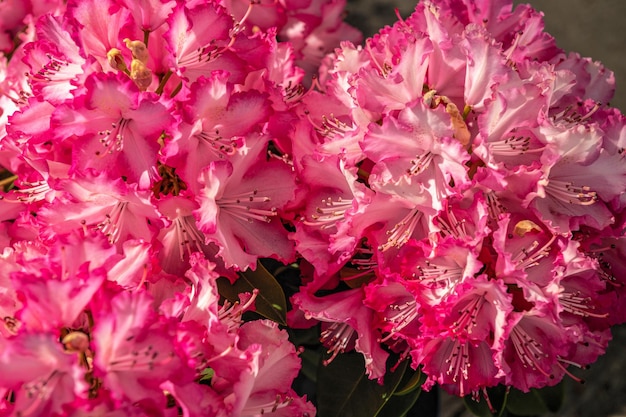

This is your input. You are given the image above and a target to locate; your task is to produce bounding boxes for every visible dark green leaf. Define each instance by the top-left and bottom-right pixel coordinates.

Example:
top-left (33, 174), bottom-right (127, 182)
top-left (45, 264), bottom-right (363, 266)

top-left (288, 327), bottom-right (321, 346)
top-left (299, 346), bottom-right (323, 383)
top-left (376, 385), bottom-right (421, 417)
top-left (216, 261), bottom-right (287, 325)
top-left (316, 352), bottom-right (409, 417)
top-left (393, 368), bottom-right (425, 396)
top-left (505, 383), bottom-right (564, 416)
top-left (533, 382), bottom-right (564, 413)
top-left (198, 368), bottom-right (214, 385)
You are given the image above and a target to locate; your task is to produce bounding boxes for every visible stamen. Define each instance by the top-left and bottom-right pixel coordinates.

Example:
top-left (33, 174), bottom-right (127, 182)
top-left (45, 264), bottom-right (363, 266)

top-left (512, 235), bottom-right (556, 270)
top-left (20, 370), bottom-right (61, 415)
top-left (559, 290), bottom-right (608, 318)
top-left (544, 180), bottom-right (597, 205)
top-left (450, 293), bottom-right (486, 336)
top-left (205, 344), bottom-right (235, 364)
top-left (14, 180), bottom-right (50, 203)
top-left (410, 260), bottom-right (463, 290)
top-left (590, 252), bottom-right (621, 287)
top-left (218, 289), bottom-right (259, 332)
top-left (96, 118), bottom-right (130, 156)
top-left (379, 300), bottom-right (418, 342)
top-left (436, 207), bottom-right (467, 240)
top-left (282, 80), bottom-right (305, 102)
top-left (508, 326), bottom-right (553, 378)
top-left (320, 322), bottom-right (355, 366)
top-left (29, 53), bottom-right (71, 84)
top-left (97, 202), bottom-right (129, 243)
top-left (178, 4), bottom-right (255, 71)
top-left (555, 360), bottom-right (585, 384)
top-left (407, 152), bottom-right (434, 176)
top-left (365, 38), bottom-right (392, 78)
top-left (230, 0), bottom-right (257, 37)
top-left (488, 135), bottom-right (544, 156)
top-left (178, 41), bottom-right (222, 68)
top-left (485, 192), bottom-right (506, 222)
top-left (554, 102), bottom-right (601, 126)
top-left (504, 30), bottom-right (523, 63)
top-left (195, 130), bottom-right (240, 158)
top-left (239, 394), bottom-right (294, 416)
top-left (303, 197), bottom-right (352, 229)
top-left (108, 344), bottom-right (176, 371)
top-left (379, 208), bottom-right (422, 252)
top-left (175, 215), bottom-right (205, 261)
top-left (350, 246), bottom-right (377, 270)
top-left (218, 190), bottom-right (277, 223)
top-left (305, 111), bottom-right (352, 139)
top-left (442, 339), bottom-right (471, 396)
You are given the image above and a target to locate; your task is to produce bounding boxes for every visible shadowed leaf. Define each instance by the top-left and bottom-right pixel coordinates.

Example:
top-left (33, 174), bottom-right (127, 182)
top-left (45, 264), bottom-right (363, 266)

top-left (317, 352), bottom-right (408, 417)
top-left (217, 261), bottom-right (287, 325)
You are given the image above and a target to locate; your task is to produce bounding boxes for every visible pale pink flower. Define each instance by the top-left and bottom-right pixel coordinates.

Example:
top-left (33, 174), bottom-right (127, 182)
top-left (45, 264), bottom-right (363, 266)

top-left (92, 290), bottom-right (187, 410)
top-left (194, 138), bottom-right (296, 270)
top-left (0, 332), bottom-right (87, 416)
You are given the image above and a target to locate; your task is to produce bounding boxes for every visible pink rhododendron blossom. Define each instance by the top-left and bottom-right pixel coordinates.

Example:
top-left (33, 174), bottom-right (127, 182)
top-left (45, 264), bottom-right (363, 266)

top-left (0, 332), bottom-right (87, 416)
top-left (92, 289), bottom-right (186, 410)
top-left (52, 72), bottom-right (173, 188)
top-left (195, 139), bottom-right (297, 270)
top-left (287, 0), bottom-right (626, 401)
top-left (228, 320), bottom-right (315, 417)
top-left (291, 287), bottom-right (389, 381)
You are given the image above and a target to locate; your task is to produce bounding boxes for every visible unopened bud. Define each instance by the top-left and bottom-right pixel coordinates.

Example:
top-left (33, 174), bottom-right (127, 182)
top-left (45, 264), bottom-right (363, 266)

top-left (62, 331), bottom-right (90, 353)
top-left (130, 58), bottom-right (152, 91)
top-left (107, 48), bottom-right (129, 74)
top-left (124, 38), bottom-right (149, 64)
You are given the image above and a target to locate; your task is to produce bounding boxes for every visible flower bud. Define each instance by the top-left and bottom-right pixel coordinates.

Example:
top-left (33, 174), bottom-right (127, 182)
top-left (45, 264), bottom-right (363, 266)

top-left (124, 38), bottom-right (149, 64)
top-left (107, 48), bottom-right (129, 73)
top-left (130, 58), bottom-right (152, 91)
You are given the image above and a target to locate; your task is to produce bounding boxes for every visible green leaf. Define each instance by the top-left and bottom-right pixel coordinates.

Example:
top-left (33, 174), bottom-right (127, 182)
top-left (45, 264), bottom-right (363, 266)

top-left (216, 261), bottom-right (287, 325)
top-left (376, 385), bottom-right (421, 417)
top-left (393, 368), bottom-right (425, 396)
top-left (534, 382), bottom-right (564, 413)
top-left (198, 367), bottom-right (214, 385)
top-left (463, 385), bottom-right (509, 417)
top-left (505, 383), bottom-right (564, 416)
top-left (299, 346), bottom-right (323, 383)
top-left (316, 352), bottom-right (408, 417)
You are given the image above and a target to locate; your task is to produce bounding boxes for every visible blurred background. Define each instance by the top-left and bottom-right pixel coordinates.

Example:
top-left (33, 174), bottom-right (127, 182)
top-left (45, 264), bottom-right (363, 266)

top-left (343, 1), bottom-right (626, 416)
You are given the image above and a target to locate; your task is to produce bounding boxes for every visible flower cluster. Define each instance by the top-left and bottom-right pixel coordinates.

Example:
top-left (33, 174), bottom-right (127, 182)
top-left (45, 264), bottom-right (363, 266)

top-left (0, 0), bottom-right (359, 415)
top-left (1, 0), bottom-right (625, 415)
top-left (288, 0), bottom-right (626, 397)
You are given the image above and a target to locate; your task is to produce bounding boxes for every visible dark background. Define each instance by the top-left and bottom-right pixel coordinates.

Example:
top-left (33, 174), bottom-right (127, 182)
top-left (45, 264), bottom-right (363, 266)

top-left (343, 1), bottom-right (626, 416)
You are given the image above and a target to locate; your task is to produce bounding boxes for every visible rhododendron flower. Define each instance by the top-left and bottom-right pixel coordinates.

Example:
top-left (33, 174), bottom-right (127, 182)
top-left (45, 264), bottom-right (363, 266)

top-left (52, 72), bottom-right (173, 188)
top-left (287, 0), bottom-right (626, 402)
top-left (195, 138), bottom-right (297, 270)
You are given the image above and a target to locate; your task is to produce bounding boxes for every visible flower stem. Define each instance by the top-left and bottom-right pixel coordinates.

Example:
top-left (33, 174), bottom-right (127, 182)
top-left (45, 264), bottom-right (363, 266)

top-left (155, 70), bottom-right (173, 95)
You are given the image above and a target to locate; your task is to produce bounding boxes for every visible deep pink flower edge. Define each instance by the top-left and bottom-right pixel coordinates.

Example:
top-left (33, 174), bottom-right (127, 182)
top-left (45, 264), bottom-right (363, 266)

top-left (0, 0), bottom-right (625, 415)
